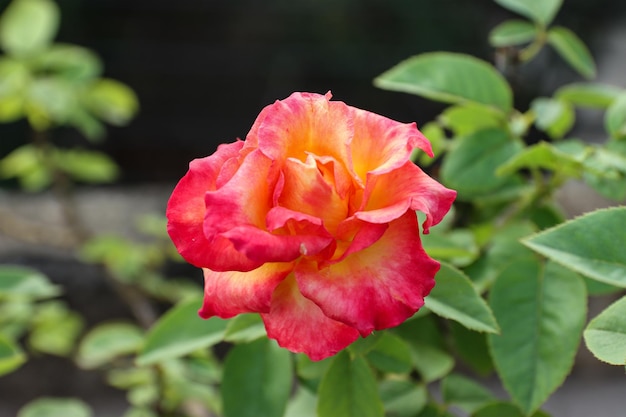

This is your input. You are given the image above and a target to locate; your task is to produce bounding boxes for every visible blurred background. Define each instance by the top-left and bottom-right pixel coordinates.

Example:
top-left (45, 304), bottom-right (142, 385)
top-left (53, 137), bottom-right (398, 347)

top-left (1, 0), bottom-right (625, 184)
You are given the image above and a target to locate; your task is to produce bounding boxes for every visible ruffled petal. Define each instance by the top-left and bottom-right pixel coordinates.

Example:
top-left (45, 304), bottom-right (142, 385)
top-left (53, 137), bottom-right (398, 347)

top-left (357, 161), bottom-right (457, 233)
top-left (277, 156), bottom-right (348, 234)
top-left (250, 92), bottom-right (353, 166)
top-left (262, 275), bottom-right (360, 361)
top-left (166, 141), bottom-right (258, 269)
top-left (350, 108), bottom-right (433, 183)
top-left (199, 262), bottom-right (293, 318)
top-left (295, 211), bottom-right (439, 336)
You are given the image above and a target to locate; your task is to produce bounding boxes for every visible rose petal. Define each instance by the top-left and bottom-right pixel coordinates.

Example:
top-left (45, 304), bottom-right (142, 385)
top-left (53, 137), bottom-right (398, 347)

top-left (167, 141), bottom-right (261, 270)
top-left (357, 161), bottom-right (457, 233)
top-left (199, 262), bottom-right (293, 318)
top-left (295, 211), bottom-right (439, 336)
top-left (262, 275), bottom-right (360, 361)
top-left (277, 156), bottom-right (348, 234)
top-left (350, 108), bottom-right (433, 182)
top-left (249, 92), bottom-right (353, 166)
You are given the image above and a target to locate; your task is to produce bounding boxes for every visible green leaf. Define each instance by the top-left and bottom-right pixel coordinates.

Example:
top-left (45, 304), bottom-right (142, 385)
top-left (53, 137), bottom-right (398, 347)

top-left (530, 97), bottom-right (575, 139)
top-left (441, 128), bottom-right (523, 200)
top-left (0, 265), bottom-right (61, 300)
top-left (583, 296), bottom-right (626, 365)
top-left (285, 387), bottom-right (317, 417)
top-left (471, 401), bottom-right (551, 417)
top-left (605, 92), bottom-right (626, 139)
top-left (523, 207), bottom-right (626, 287)
top-left (449, 322), bottom-right (494, 375)
top-left (17, 397), bottom-right (92, 417)
top-left (416, 122), bottom-right (447, 166)
top-left (0, 335), bottom-right (26, 376)
top-left (317, 351), bottom-right (384, 417)
top-left (410, 341), bottom-right (455, 383)
top-left (0, 0), bottom-right (60, 56)
top-left (366, 332), bottom-right (412, 374)
top-left (438, 103), bottom-right (506, 136)
top-left (296, 354), bottom-right (332, 392)
top-left (0, 144), bottom-right (53, 191)
top-left (488, 259), bottom-right (586, 415)
top-left (54, 148), bottom-right (119, 184)
top-left (374, 52), bottom-right (513, 111)
top-left (497, 141), bottom-right (583, 177)
top-left (556, 82), bottom-right (622, 109)
top-left (26, 77), bottom-right (77, 127)
top-left (84, 78), bottom-right (139, 126)
top-left (441, 373), bottom-right (495, 414)
top-left (547, 26), bottom-right (596, 79)
top-left (29, 303), bottom-right (83, 356)
top-left (494, 0), bottom-right (562, 26)
top-left (422, 229), bottom-right (479, 267)
top-left (424, 263), bottom-right (499, 333)
top-left (33, 44), bottom-right (103, 81)
top-left (77, 322), bottom-right (143, 369)
top-left (379, 380), bottom-right (427, 417)
top-left (223, 313), bottom-right (266, 343)
top-left (489, 20), bottom-right (538, 47)
top-left (136, 297), bottom-right (227, 366)
top-left (222, 338), bottom-right (292, 417)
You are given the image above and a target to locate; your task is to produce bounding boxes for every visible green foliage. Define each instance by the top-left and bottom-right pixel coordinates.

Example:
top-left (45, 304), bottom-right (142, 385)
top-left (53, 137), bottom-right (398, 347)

top-left (583, 296), bottom-right (626, 365)
top-left (77, 322), bottom-right (144, 369)
top-left (494, 0), bottom-right (562, 26)
top-left (489, 20), bottom-right (538, 47)
top-left (0, 334), bottom-right (25, 376)
top-left (547, 26), bottom-right (596, 79)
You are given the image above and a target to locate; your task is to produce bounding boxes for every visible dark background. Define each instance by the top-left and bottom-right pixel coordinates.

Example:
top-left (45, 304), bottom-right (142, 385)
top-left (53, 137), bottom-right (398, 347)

top-left (1, 0), bottom-right (624, 183)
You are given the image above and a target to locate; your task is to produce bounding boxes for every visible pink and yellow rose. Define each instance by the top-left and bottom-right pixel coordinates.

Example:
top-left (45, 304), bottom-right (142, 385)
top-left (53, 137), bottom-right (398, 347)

top-left (166, 92), bottom-right (456, 360)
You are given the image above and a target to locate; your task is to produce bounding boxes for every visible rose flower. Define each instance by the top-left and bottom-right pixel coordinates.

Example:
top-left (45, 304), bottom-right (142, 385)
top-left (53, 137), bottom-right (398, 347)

top-left (166, 92), bottom-right (456, 360)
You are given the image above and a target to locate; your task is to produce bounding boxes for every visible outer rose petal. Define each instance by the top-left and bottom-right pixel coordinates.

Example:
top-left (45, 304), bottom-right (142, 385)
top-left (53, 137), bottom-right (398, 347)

top-left (199, 262), bottom-right (293, 318)
top-left (262, 275), bottom-right (359, 361)
top-left (357, 161), bottom-right (457, 233)
top-left (295, 211), bottom-right (439, 336)
top-left (350, 107), bottom-right (433, 183)
top-left (248, 92), bottom-right (353, 166)
top-left (167, 141), bottom-right (260, 270)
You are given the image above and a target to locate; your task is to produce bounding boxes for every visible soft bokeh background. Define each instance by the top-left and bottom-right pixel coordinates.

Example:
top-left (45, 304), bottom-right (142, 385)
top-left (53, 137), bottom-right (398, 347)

top-left (2, 0), bottom-right (626, 183)
top-left (1, 1), bottom-right (626, 416)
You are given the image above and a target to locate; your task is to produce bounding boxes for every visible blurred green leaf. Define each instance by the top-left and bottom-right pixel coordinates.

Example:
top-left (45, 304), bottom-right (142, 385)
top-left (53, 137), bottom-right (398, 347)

top-left (523, 207), bottom-right (626, 287)
top-left (375, 52), bottom-right (512, 111)
top-left (84, 78), bottom-right (139, 126)
top-left (29, 302), bottom-right (83, 356)
top-left (425, 263), bottom-right (499, 333)
top-left (471, 401), bottom-right (551, 417)
top-left (441, 128), bottom-right (523, 200)
top-left (416, 122), bottom-right (447, 166)
top-left (0, 334), bottom-right (26, 376)
top-left (556, 82), bottom-right (622, 109)
top-left (0, 0), bottom-right (60, 56)
top-left (379, 380), bottom-right (427, 417)
top-left (441, 373), bottom-right (495, 414)
top-left (77, 322), bottom-right (143, 369)
top-left (497, 141), bottom-right (583, 177)
top-left (583, 296), bottom-right (626, 365)
top-left (222, 338), bottom-right (292, 417)
top-left (284, 386), bottom-right (317, 417)
top-left (488, 259), bottom-right (586, 415)
top-left (17, 397), bottom-right (92, 417)
top-left (223, 313), bottom-right (266, 343)
top-left (0, 58), bottom-right (28, 121)
top-left (317, 351), bottom-right (384, 417)
top-left (54, 148), bottom-right (119, 184)
top-left (605, 92), bottom-right (626, 139)
top-left (547, 26), bottom-right (596, 79)
top-left (34, 44), bottom-right (103, 81)
top-left (530, 97), bottom-right (575, 139)
top-left (422, 229), bottom-right (479, 267)
top-left (410, 341), bottom-right (454, 383)
top-left (0, 144), bottom-right (53, 191)
top-left (366, 332), bottom-right (412, 374)
top-left (489, 20), bottom-right (538, 47)
top-left (494, 0), bottom-right (562, 26)
top-left (26, 77), bottom-right (76, 128)
top-left (449, 322), bottom-right (494, 375)
top-left (137, 297), bottom-right (227, 366)
top-left (438, 103), bottom-right (506, 136)
top-left (0, 265), bottom-right (60, 300)
top-left (296, 354), bottom-right (332, 392)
